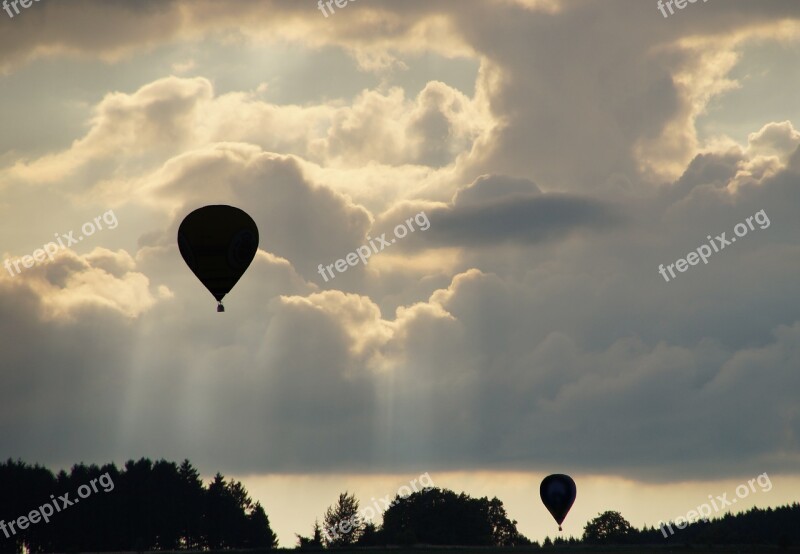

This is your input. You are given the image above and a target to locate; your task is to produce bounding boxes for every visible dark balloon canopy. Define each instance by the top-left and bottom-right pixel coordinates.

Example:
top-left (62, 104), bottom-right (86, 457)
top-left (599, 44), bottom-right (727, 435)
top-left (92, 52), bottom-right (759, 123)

top-left (540, 474), bottom-right (577, 531)
top-left (178, 205), bottom-right (259, 312)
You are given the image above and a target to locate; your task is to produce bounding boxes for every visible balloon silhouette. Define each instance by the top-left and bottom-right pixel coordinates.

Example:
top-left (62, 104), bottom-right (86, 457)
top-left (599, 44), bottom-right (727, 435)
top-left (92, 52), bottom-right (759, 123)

top-left (178, 205), bottom-right (259, 312)
top-left (540, 474), bottom-right (576, 531)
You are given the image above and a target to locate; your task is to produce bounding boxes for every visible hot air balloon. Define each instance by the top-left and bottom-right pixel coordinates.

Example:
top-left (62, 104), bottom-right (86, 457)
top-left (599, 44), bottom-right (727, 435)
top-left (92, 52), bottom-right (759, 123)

top-left (540, 474), bottom-right (576, 531)
top-left (178, 205), bottom-right (259, 312)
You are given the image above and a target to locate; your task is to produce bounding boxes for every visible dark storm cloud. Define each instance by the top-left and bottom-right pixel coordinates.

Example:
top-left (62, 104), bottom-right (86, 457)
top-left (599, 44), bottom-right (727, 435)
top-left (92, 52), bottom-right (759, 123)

top-left (427, 189), bottom-right (621, 247)
top-left (374, 175), bottom-right (622, 249)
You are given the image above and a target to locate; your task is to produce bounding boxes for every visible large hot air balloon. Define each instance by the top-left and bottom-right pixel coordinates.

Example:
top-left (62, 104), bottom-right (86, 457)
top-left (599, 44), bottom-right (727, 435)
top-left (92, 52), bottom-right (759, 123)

top-left (178, 205), bottom-right (259, 312)
top-left (540, 474), bottom-right (576, 531)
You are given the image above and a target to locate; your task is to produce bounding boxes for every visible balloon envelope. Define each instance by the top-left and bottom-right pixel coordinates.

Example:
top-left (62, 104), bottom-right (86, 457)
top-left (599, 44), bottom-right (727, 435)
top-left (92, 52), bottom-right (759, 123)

top-left (540, 474), bottom-right (576, 530)
top-left (178, 205), bottom-right (259, 311)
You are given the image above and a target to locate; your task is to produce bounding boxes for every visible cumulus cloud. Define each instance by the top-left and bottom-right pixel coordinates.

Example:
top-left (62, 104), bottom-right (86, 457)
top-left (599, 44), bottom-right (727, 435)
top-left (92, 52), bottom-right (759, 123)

top-left (2, 75), bottom-right (492, 215)
top-left (1, 247), bottom-right (157, 320)
top-left (4, 77), bottom-right (213, 189)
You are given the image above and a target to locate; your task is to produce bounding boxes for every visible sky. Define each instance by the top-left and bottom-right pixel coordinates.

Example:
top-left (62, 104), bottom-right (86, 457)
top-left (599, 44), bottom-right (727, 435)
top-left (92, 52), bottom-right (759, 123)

top-left (1, 0), bottom-right (800, 546)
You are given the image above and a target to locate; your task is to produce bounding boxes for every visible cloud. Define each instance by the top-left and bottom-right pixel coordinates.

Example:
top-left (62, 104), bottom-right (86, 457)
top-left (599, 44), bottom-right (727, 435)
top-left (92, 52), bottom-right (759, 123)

top-left (2, 75), bottom-right (492, 217)
top-left (143, 144), bottom-right (375, 283)
top-left (372, 174), bottom-right (622, 251)
top-left (5, 76), bottom-right (214, 185)
top-left (1, 247), bottom-right (157, 320)
top-left (747, 120), bottom-right (800, 162)
top-left (317, 82), bottom-right (490, 168)
top-left (3, 115), bottom-right (800, 479)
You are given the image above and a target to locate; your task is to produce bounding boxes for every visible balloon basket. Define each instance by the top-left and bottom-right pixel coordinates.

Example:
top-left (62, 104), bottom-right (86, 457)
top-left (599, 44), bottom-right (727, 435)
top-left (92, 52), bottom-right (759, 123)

top-left (217, 302), bottom-right (225, 313)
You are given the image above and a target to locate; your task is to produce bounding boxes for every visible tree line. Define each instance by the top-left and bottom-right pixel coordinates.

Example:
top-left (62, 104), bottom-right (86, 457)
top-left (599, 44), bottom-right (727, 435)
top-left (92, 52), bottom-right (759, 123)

top-left (565, 506), bottom-right (799, 548)
top-left (2, 457), bottom-right (798, 552)
top-left (0, 458), bottom-right (277, 553)
top-left (301, 490), bottom-right (800, 549)
top-left (298, 488), bottom-right (531, 548)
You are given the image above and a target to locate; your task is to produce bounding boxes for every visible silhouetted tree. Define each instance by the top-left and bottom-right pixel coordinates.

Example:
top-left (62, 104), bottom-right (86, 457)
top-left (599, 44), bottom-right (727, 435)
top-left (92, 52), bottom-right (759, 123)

top-left (178, 459), bottom-right (204, 549)
top-left (355, 522), bottom-right (383, 546)
top-left (583, 510), bottom-right (633, 544)
top-left (381, 487), bottom-right (529, 546)
top-left (297, 519), bottom-right (324, 549)
top-left (248, 502), bottom-right (279, 548)
top-left (486, 496), bottom-right (530, 546)
top-left (204, 473), bottom-right (255, 548)
top-left (323, 492), bottom-right (363, 547)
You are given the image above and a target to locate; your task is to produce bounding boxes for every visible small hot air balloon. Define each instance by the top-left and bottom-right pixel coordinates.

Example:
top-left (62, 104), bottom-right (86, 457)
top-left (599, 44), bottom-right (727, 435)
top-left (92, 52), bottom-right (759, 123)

top-left (178, 205), bottom-right (259, 312)
top-left (540, 474), bottom-right (576, 531)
